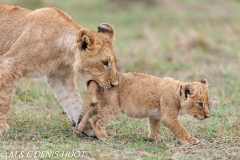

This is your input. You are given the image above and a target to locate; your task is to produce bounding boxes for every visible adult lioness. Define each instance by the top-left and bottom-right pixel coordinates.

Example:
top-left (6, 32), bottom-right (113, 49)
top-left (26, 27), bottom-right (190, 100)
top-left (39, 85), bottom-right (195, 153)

top-left (78, 73), bottom-right (210, 144)
top-left (0, 4), bottom-right (118, 136)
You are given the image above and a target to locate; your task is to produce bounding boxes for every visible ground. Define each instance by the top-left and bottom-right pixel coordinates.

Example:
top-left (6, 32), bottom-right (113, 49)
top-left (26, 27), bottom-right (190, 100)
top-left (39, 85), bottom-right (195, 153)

top-left (0, 0), bottom-right (240, 159)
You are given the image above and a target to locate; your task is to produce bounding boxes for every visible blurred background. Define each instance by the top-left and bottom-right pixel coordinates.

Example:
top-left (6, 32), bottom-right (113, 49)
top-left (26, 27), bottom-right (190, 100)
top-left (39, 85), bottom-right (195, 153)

top-left (1, 1), bottom-right (240, 158)
top-left (1, 0), bottom-right (240, 83)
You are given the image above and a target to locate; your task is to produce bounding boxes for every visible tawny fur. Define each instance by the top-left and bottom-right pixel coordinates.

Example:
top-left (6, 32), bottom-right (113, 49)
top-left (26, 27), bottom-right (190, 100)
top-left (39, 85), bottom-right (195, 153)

top-left (0, 4), bottom-right (119, 136)
top-left (79, 73), bottom-right (210, 144)
top-left (78, 82), bottom-right (98, 133)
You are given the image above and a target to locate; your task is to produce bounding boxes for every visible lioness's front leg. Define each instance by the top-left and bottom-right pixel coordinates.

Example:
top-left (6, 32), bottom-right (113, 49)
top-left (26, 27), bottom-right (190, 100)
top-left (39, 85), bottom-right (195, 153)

top-left (0, 82), bottom-right (13, 134)
top-left (47, 67), bottom-right (94, 136)
top-left (161, 114), bottom-right (199, 144)
top-left (0, 69), bottom-right (19, 134)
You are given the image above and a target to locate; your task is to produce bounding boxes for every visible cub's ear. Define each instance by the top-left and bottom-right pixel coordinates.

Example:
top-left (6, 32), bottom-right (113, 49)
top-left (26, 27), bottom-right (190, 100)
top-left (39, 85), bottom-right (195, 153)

top-left (200, 79), bottom-right (209, 86)
top-left (181, 83), bottom-right (196, 99)
top-left (77, 29), bottom-right (95, 51)
top-left (98, 23), bottom-right (115, 42)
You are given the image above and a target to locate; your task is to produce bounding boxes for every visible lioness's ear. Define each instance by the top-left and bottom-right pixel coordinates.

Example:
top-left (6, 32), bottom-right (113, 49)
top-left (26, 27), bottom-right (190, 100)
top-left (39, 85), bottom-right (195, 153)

top-left (200, 79), bottom-right (209, 86)
top-left (77, 29), bottom-right (95, 51)
top-left (98, 23), bottom-right (115, 42)
top-left (181, 83), bottom-right (196, 99)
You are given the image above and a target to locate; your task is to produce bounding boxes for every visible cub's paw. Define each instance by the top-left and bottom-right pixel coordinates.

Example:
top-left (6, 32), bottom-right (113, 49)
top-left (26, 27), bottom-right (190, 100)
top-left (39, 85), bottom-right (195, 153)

top-left (82, 121), bottom-right (95, 137)
top-left (97, 135), bottom-right (112, 141)
top-left (0, 123), bottom-right (10, 135)
top-left (188, 137), bottom-right (200, 144)
top-left (180, 137), bottom-right (200, 145)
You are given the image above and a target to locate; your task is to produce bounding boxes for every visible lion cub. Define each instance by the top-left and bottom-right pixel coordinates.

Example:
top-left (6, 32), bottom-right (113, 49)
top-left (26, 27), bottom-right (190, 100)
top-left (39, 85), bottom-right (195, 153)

top-left (78, 72), bottom-right (210, 144)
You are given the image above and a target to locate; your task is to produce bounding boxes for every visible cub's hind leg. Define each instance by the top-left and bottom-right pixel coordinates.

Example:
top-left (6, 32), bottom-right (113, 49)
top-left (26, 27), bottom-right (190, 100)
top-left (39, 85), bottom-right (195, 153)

top-left (148, 117), bottom-right (161, 141)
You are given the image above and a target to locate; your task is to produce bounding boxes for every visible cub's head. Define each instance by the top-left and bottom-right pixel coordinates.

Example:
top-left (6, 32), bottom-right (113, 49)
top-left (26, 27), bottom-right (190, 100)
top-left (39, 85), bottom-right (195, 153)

top-left (180, 79), bottom-right (210, 120)
top-left (74, 23), bottom-right (118, 88)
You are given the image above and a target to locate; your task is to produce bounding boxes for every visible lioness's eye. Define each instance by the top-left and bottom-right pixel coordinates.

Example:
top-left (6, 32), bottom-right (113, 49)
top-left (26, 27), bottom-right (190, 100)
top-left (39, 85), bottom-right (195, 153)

top-left (102, 61), bottom-right (109, 67)
top-left (198, 102), bottom-right (203, 108)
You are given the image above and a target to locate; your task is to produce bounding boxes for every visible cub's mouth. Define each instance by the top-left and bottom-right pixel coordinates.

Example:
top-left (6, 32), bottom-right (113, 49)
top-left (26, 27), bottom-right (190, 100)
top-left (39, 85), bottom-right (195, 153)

top-left (194, 115), bottom-right (206, 120)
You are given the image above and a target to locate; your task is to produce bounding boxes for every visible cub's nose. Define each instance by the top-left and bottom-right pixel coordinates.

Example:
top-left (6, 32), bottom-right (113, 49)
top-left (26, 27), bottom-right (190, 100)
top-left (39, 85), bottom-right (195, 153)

top-left (204, 115), bottom-right (209, 119)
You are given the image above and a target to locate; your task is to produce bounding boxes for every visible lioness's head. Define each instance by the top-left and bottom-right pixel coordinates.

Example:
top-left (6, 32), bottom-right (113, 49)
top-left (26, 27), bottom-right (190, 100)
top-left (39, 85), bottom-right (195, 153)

top-left (74, 23), bottom-right (118, 88)
top-left (180, 79), bottom-right (210, 120)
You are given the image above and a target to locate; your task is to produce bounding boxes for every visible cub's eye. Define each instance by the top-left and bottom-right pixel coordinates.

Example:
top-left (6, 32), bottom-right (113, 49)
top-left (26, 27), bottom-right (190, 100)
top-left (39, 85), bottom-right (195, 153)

top-left (198, 102), bottom-right (204, 108)
top-left (102, 61), bottom-right (109, 67)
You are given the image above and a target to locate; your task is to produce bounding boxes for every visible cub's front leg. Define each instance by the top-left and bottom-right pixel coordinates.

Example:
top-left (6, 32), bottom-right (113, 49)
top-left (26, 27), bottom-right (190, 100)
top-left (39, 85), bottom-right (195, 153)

top-left (92, 94), bottom-right (120, 140)
top-left (161, 113), bottom-right (199, 144)
top-left (78, 106), bottom-right (98, 133)
top-left (78, 81), bottom-right (98, 133)
top-left (92, 107), bottom-right (112, 140)
top-left (81, 81), bottom-right (98, 117)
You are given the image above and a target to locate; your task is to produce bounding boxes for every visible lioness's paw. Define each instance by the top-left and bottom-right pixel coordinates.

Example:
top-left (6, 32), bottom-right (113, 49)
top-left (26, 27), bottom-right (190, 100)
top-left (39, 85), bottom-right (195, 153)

top-left (0, 123), bottom-right (10, 135)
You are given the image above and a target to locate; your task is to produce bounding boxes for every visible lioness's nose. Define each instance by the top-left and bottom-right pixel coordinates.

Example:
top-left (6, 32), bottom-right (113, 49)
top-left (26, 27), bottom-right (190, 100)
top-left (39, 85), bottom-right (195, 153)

top-left (204, 115), bottom-right (209, 119)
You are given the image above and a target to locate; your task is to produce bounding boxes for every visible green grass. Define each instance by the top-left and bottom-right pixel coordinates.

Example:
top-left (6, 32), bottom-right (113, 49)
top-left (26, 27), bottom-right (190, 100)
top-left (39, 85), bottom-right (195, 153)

top-left (1, 0), bottom-right (240, 159)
